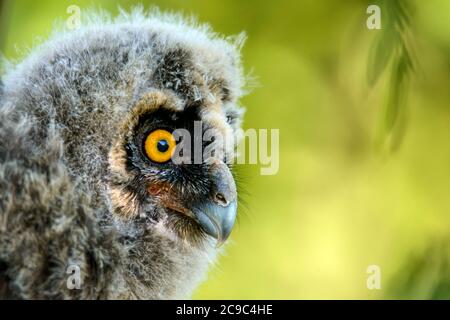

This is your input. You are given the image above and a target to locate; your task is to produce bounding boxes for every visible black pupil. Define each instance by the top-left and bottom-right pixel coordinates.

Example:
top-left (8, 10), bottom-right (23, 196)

top-left (157, 139), bottom-right (169, 153)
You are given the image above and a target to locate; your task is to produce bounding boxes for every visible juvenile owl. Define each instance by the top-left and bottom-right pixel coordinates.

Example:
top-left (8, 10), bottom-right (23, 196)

top-left (0, 9), bottom-right (246, 299)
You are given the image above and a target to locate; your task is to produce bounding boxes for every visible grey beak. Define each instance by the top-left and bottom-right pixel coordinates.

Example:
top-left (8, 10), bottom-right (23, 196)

top-left (194, 200), bottom-right (237, 246)
top-left (193, 161), bottom-right (237, 245)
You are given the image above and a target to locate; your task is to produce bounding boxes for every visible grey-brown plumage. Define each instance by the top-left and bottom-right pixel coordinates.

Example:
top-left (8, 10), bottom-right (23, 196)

top-left (0, 9), bottom-right (246, 299)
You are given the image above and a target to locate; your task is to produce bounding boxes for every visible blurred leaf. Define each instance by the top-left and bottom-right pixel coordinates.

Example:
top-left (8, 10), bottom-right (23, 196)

top-left (387, 240), bottom-right (450, 299)
top-left (385, 53), bottom-right (406, 133)
top-left (367, 33), bottom-right (394, 86)
top-left (368, 0), bottom-right (416, 153)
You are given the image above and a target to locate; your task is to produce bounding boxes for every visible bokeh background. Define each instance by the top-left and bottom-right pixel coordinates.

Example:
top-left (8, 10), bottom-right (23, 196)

top-left (1, 0), bottom-right (449, 299)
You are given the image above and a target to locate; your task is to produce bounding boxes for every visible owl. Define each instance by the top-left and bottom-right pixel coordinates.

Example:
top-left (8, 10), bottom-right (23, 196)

top-left (0, 9), bottom-right (246, 299)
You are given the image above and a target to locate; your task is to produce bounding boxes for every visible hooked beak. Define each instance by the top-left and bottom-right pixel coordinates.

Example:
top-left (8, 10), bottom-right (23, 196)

top-left (193, 200), bottom-right (237, 246)
top-left (193, 161), bottom-right (237, 246)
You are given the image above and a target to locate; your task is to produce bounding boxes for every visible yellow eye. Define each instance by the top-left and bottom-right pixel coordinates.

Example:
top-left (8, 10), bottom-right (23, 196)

top-left (144, 129), bottom-right (176, 163)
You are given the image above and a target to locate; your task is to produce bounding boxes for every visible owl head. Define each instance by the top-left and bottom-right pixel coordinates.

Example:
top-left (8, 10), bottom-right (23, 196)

top-left (0, 9), bottom-right (246, 247)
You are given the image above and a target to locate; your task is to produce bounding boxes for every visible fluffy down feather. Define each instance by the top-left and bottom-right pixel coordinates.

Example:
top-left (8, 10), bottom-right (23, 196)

top-left (0, 8), bottom-right (246, 299)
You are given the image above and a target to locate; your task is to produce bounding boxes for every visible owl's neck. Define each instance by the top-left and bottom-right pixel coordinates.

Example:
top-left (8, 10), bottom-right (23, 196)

top-left (106, 218), bottom-right (218, 299)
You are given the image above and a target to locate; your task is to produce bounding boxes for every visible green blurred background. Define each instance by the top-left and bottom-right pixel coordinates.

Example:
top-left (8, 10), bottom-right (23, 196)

top-left (1, 0), bottom-right (449, 299)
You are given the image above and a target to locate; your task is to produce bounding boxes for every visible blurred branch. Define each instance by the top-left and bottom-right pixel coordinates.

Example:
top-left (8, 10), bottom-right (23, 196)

top-left (367, 0), bottom-right (416, 153)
